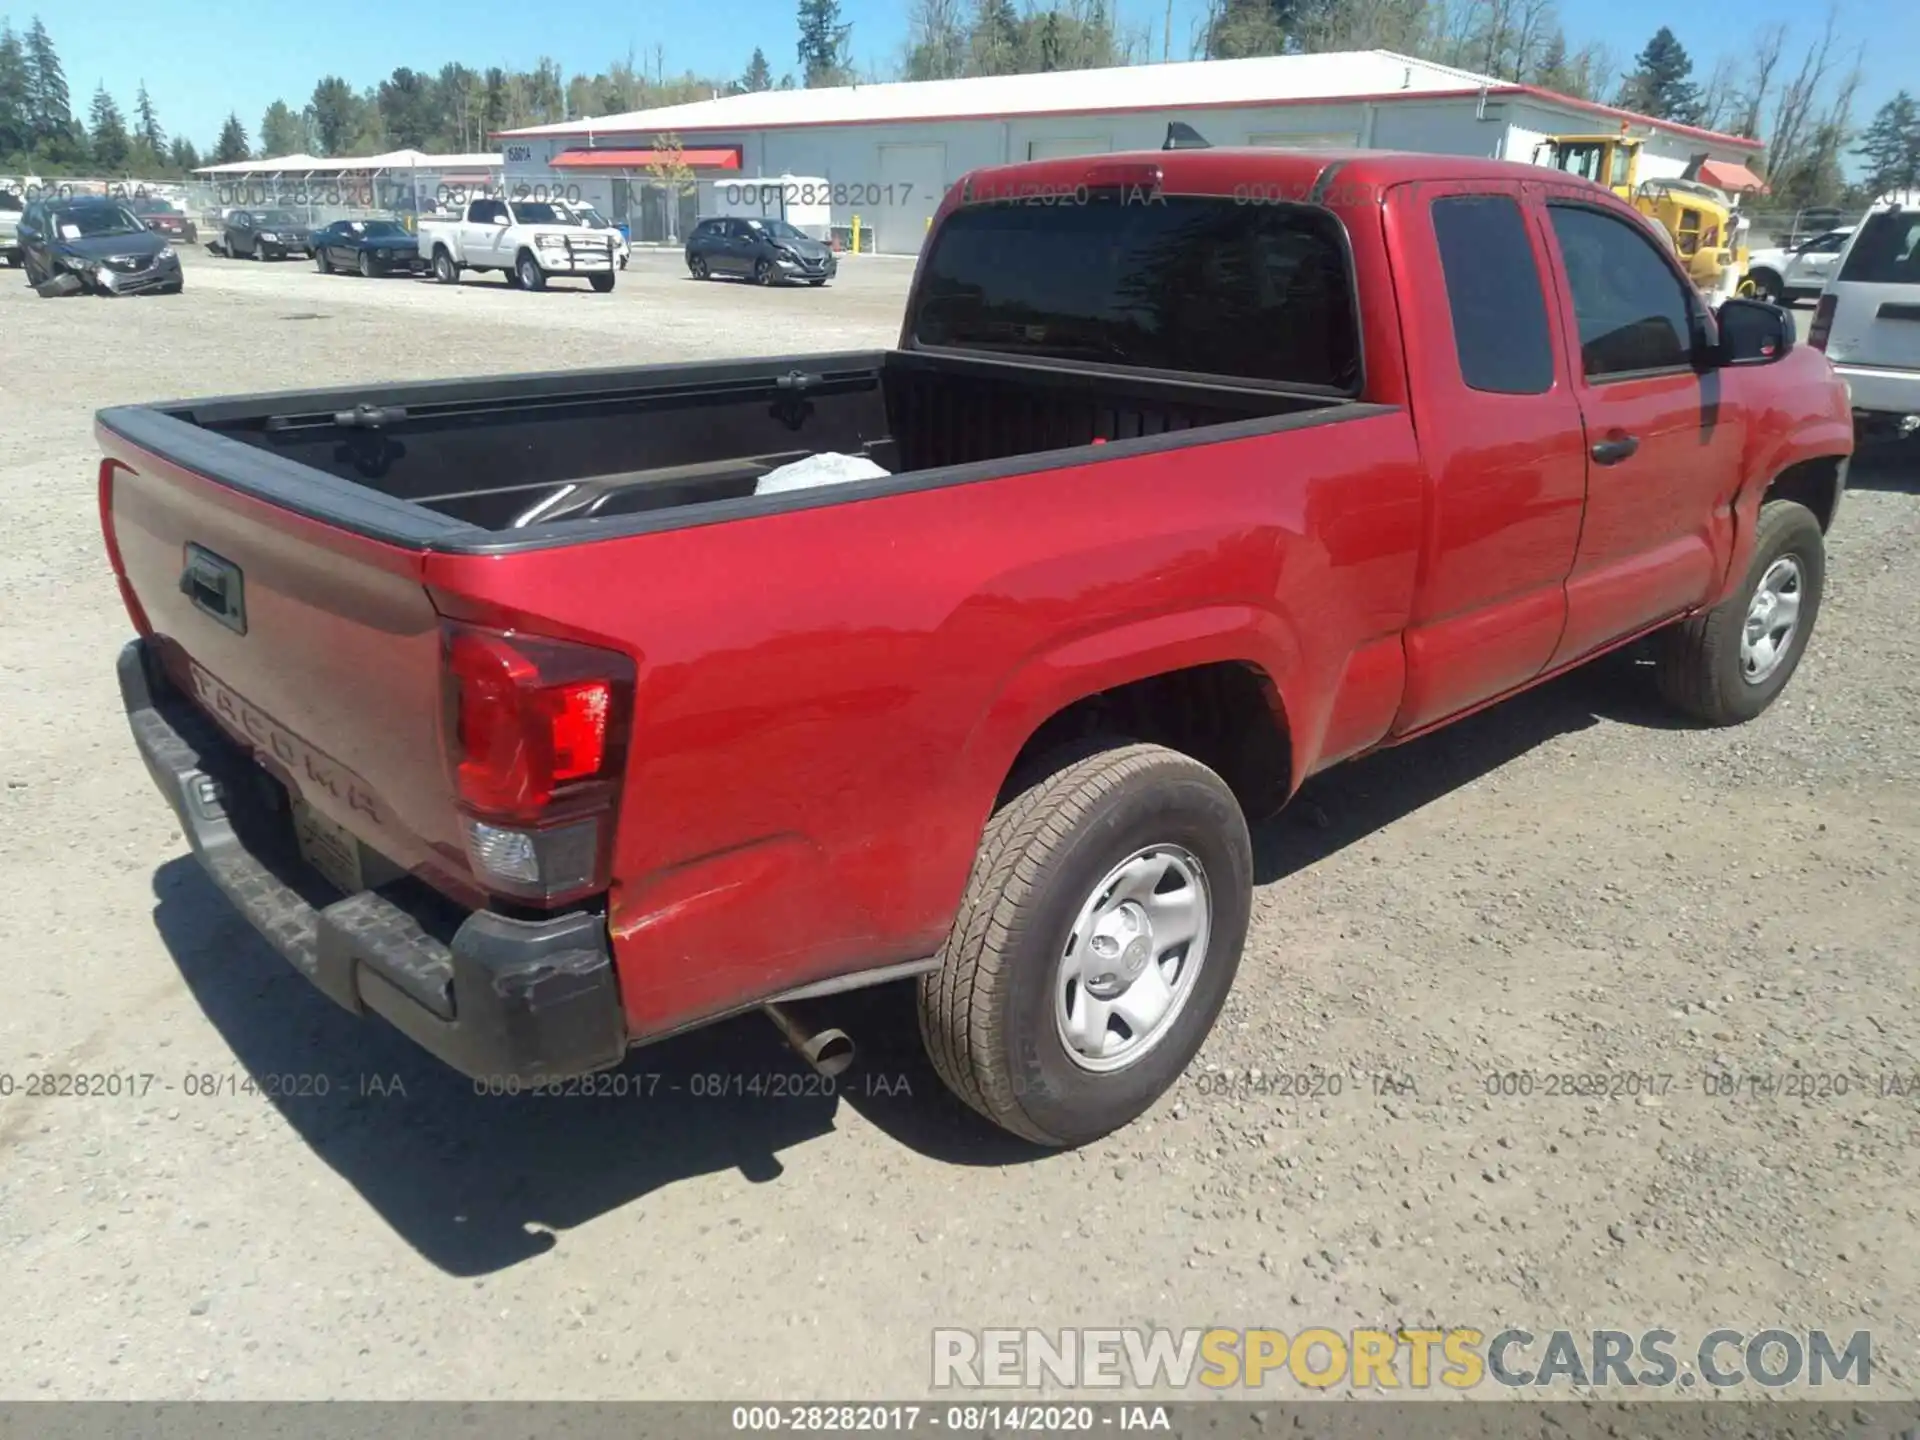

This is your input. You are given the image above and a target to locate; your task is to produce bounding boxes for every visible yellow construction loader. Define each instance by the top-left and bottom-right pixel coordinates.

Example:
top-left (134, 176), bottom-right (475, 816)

top-left (1531, 132), bottom-right (1751, 296)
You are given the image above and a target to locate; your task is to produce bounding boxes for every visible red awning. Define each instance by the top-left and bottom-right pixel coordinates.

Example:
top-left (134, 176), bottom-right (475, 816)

top-left (551, 147), bottom-right (741, 171)
top-left (1696, 159), bottom-right (1769, 195)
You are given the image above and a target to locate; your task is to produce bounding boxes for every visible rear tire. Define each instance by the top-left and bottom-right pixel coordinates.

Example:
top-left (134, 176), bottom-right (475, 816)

top-left (918, 741), bottom-right (1251, 1147)
top-left (516, 251), bottom-right (546, 291)
top-left (1656, 499), bottom-right (1824, 726)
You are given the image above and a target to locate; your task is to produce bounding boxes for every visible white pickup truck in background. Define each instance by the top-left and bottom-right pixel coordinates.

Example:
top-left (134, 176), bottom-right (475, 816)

top-left (418, 197), bottom-right (618, 292)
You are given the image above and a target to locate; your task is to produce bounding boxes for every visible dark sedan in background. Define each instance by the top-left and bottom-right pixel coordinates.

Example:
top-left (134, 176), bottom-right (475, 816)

top-left (685, 216), bottom-right (836, 286)
top-left (130, 196), bottom-right (198, 244)
top-left (220, 208), bottom-right (313, 260)
top-left (16, 197), bottom-right (183, 296)
top-left (313, 218), bottom-right (427, 277)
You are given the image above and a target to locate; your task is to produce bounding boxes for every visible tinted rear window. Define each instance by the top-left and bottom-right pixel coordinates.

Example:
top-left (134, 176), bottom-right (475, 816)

top-left (1837, 210), bottom-right (1920, 285)
top-left (912, 196), bottom-right (1360, 390)
top-left (1432, 195), bottom-right (1554, 394)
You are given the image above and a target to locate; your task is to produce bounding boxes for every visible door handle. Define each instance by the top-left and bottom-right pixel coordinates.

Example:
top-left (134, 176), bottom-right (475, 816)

top-left (1591, 434), bottom-right (1640, 465)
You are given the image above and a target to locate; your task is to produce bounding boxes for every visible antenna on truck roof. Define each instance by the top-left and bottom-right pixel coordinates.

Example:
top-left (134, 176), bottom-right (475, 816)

top-left (1163, 122), bottom-right (1211, 151)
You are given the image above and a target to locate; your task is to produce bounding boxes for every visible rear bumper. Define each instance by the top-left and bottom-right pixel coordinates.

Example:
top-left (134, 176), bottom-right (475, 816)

top-left (118, 638), bottom-right (629, 1082)
top-left (1833, 362), bottom-right (1920, 419)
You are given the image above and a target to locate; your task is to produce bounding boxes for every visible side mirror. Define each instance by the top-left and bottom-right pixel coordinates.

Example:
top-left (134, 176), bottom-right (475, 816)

top-left (1715, 298), bottom-right (1794, 366)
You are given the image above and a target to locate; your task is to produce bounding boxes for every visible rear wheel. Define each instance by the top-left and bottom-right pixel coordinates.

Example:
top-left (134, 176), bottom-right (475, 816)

top-left (515, 251), bottom-right (546, 291)
top-left (918, 741), bottom-right (1251, 1147)
top-left (1656, 499), bottom-right (1824, 725)
top-left (588, 271), bottom-right (615, 292)
top-left (432, 248), bottom-right (458, 284)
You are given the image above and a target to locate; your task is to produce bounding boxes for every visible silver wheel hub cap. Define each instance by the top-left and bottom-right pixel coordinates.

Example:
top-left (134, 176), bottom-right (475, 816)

top-left (1055, 846), bottom-right (1210, 1073)
top-left (1740, 555), bottom-right (1803, 685)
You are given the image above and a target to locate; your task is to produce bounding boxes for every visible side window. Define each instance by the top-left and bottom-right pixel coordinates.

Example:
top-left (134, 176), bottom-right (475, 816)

top-left (1431, 194), bottom-right (1554, 395)
top-left (1548, 205), bottom-right (1696, 379)
top-left (1609, 147), bottom-right (1633, 189)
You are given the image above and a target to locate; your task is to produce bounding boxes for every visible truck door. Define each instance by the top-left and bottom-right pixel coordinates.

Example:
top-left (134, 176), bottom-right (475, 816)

top-left (1384, 180), bottom-right (1588, 734)
top-left (1536, 197), bottom-right (1745, 665)
top-left (462, 199), bottom-right (503, 265)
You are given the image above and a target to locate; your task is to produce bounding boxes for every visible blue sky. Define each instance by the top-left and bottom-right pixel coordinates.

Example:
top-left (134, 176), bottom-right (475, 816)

top-left (13, 0), bottom-right (1914, 154)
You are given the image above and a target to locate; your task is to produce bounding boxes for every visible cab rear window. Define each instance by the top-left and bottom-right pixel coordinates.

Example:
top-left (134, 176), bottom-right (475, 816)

top-left (911, 195), bottom-right (1361, 392)
top-left (1837, 210), bottom-right (1920, 286)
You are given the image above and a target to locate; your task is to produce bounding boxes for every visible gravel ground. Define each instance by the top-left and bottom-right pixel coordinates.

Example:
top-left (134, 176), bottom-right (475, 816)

top-left (1, 247), bottom-right (1916, 1403)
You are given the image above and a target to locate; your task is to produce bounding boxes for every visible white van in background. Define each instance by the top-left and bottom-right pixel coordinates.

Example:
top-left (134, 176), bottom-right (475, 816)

top-left (1813, 192), bottom-right (1920, 441)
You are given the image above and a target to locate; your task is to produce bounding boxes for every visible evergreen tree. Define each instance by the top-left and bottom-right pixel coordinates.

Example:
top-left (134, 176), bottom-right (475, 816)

top-left (88, 84), bottom-right (129, 169)
top-left (169, 135), bottom-right (199, 171)
top-left (797, 0), bottom-right (851, 87)
top-left (742, 47), bottom-right (773, 91)
top-left (1853, 92), bottom-right (1920, 198)
top-left (23, 17), bottom-right (71, 142)
top-left (1617, 27), bottom-right (1701, 125)
top-left (132, 80), bottom-right (164, 165)
top-left (0, 23), bottom-right (29, 157)
top-left (259, 99), bottom-right (305, 156)
top-left (211, 111), bottom-right (249, 164)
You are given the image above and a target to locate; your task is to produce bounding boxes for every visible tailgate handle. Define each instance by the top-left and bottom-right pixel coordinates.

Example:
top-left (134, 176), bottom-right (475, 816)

top-left (180, 545), bottom-right (247, 635)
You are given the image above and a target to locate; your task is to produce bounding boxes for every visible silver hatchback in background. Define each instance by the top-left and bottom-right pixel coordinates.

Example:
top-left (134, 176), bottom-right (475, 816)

top-left (1813, 192), bottom-right (1920, 442)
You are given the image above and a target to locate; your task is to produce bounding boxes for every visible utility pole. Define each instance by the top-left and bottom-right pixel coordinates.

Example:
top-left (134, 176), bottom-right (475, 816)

top-left (1164, 0), bottom-right (1172, 61)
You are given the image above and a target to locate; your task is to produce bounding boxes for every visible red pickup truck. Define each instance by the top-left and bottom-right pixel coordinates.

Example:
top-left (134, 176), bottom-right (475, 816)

top-left (98, 148), bottom-right (1852, 1147)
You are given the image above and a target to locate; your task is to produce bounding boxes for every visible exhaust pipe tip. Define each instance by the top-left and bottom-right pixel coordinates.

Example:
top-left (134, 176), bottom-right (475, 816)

top-left (763, 1002), bottom-right (857, 1079)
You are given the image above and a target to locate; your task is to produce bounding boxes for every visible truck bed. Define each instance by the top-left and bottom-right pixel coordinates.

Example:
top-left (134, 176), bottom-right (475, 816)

top-left (98, 350), bottom-right (1354, 549)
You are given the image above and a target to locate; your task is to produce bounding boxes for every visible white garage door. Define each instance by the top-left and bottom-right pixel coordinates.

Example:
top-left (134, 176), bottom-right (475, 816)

top-left (1247, 130), bottom-right (1360, 149)
top-left (1027, 136), bottom-right (1111, 160)
top-left (875, 144), bottom-right (946, 255)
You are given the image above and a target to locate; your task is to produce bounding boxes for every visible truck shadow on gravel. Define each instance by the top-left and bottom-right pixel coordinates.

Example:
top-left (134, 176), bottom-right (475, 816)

top-left (150, 859), bottom-right (1042, 1276)
top-left (1254, 645), bottom-right (1685, 884)
top-left (148, 647), bottom-right (1684, 1273)
top-left (1848, 439), bottom-right (1920, 493)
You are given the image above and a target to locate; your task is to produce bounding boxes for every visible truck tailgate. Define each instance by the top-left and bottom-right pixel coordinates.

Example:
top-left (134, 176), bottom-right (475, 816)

top-left (102, 438), bottom-right (469, 901)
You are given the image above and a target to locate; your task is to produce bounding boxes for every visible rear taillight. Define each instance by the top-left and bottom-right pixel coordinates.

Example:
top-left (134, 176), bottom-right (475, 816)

top-left (1809, 294), bottom-right (1837, 351)
top-left (440, 622), bottom-right (634, 906)
top-left (98, 459), bottom-right (152, 636)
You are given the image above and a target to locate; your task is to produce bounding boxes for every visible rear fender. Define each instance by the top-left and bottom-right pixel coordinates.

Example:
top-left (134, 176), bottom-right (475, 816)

top-left (954, 601), bottom-right (1306, 830)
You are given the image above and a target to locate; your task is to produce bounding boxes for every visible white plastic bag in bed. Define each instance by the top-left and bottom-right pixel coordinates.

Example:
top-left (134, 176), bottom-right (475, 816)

top-left (755, 451), bottom-right (891, 496)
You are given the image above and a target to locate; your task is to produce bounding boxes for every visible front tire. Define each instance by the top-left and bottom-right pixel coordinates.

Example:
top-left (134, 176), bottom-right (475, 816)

top-left (754, 257), bottom-right (775, 286)
top-left (516, 251), bottom-right (546, 291)
top-left (588, 271), bottom-right (615, 292)
top-left (359, 251), bottom-right (377, 278)
top-left (918, 742), bottom-right (1252, 1147)
top-left (315, 249), bottom-right (331, 273)
top-left (1745, 268), bottom-right (1784, 304)
top-left (1656, 499), bottom-right (1824, 725)
top-left (689, 254), bottom-right (710, 279)
top-left (432, 248), bottom-right (459, 285)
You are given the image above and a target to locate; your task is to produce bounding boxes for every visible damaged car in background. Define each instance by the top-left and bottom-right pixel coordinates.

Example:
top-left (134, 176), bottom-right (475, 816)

top-left (17, 197), bottom-right (183, 297)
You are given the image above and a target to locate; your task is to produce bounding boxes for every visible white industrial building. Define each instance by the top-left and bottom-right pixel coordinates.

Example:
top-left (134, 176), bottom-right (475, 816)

top-left (497, 49), bottom-right (1766, 253)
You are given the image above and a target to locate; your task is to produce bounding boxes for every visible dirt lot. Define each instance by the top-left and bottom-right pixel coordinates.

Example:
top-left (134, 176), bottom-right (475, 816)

top-left (2, 246), bottom-right (1917, 1402)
